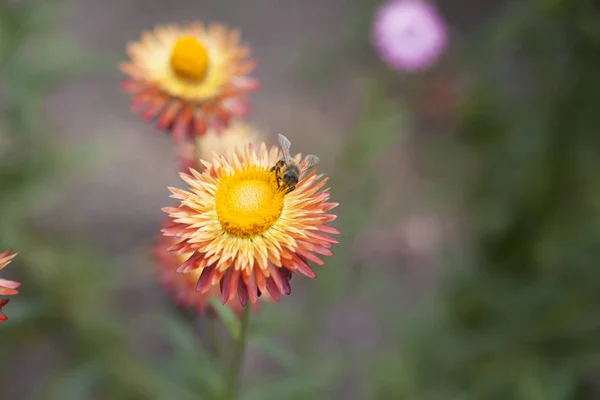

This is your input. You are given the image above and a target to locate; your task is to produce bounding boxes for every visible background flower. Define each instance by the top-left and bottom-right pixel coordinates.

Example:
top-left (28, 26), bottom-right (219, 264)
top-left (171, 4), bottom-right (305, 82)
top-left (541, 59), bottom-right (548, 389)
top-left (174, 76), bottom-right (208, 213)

top-left (177, 119), bottom-right (263, 173)
top-left (0, 249), bottom-right (20, 322)
top-left (121, 22), bottom-right (259, 141)
top-left (196, 119), bottom-right (262, 161)
top-left (372, 0), bottom-right (447, 72)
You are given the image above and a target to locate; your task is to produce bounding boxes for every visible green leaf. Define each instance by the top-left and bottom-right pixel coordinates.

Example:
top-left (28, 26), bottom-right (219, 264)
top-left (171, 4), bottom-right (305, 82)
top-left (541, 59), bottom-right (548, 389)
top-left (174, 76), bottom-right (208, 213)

top-left (159, 310), bottom-right (223, 396)
top-left (209, 297), bottom-right (241, 340)
top-left (161, 311), bottom-right (203, 356)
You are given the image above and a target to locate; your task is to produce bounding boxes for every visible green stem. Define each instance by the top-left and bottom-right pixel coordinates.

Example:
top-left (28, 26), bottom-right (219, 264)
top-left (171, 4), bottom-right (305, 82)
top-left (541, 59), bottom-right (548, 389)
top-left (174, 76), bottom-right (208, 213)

top-left (224, 304), bottom-right (251, 400)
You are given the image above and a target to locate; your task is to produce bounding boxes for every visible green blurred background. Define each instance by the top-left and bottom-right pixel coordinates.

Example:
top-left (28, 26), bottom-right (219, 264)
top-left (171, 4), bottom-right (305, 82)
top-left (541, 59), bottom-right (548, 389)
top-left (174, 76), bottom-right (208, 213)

top-left (2, 0), bottom-right (600, 399)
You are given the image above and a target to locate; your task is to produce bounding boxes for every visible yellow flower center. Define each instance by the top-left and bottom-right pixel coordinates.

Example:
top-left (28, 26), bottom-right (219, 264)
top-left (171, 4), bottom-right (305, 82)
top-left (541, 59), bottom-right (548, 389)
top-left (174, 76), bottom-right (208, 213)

top-left (215, 166), bottom-right (284, 238)
top-left (170, 36), bottom-right (209, 81)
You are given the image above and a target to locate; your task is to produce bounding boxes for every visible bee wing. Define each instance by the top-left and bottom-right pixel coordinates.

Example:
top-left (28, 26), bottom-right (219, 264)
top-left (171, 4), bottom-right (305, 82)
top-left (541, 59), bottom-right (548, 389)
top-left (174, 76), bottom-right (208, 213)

top-left (301, 155), bottom-right (320, 171)
top-left (277, 134), bottom-right (292, 158)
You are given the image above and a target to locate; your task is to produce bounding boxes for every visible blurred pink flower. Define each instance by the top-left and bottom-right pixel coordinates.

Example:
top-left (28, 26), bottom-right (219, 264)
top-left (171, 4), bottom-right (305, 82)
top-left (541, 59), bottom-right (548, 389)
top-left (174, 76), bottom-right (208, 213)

top-left (372, 0), bottom-right (447, 72)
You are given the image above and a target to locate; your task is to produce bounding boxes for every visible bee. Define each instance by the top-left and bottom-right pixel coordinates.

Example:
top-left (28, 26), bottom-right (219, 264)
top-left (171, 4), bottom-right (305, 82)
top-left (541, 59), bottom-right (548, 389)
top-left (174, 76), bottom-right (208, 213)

top-left (270, 134), bottom-right (320, 194)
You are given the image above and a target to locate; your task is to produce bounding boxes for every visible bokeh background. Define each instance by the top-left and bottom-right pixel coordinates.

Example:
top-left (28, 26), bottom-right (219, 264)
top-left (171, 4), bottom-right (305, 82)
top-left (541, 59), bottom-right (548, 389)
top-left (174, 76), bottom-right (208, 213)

top-left (2, 0), bottom-right (600, 399)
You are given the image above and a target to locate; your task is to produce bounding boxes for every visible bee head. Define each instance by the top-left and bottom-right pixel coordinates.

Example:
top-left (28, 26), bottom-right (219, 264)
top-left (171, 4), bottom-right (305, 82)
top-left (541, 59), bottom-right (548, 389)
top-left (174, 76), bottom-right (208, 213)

top-left (283, 172), bottom-right (299, 186)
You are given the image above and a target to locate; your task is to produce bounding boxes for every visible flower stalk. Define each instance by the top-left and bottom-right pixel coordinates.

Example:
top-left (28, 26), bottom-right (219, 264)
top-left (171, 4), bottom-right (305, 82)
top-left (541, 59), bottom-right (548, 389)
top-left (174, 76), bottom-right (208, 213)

top-left (224, 304), bottom-right (251, 400)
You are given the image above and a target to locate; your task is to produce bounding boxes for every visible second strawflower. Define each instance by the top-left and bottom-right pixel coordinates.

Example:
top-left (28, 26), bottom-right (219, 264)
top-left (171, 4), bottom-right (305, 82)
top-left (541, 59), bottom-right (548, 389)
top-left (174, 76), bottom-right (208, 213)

top-left (162, 137), bottom-right (339, 306)
top-left (121, 22), bottom-right (259, 141)
top-left (0, 249), bottom-right (20, 322)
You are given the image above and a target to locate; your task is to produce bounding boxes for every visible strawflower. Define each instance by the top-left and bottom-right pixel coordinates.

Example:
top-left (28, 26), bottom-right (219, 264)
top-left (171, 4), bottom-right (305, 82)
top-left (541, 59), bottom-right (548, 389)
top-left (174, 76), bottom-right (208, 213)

top-left (0, 249), bottom-right (20, 322)
top-left (196, 119), bottom-right (262, 161)
top-left (121, 22), bottom-right (258, 141)
top-left (155, 229), bottom-right (266, 316)
top-left (178, 120), bottom-right (262, 173)
top-left (162, 142), bottom-right (339, 306)
top-left (372, 0), bottom-right (447, 72)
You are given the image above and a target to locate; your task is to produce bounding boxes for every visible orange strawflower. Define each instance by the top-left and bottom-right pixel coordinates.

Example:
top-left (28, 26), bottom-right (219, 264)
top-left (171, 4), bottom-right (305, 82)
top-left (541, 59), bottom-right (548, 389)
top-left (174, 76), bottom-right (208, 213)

top-left (0, 249), bottom-right (20, 322)
top-left (161, 142), bottom-right (339, 306)
top-left (121, 22), bottom-right (258, 141)
top-left (155, 227), bottom-right (267, 316)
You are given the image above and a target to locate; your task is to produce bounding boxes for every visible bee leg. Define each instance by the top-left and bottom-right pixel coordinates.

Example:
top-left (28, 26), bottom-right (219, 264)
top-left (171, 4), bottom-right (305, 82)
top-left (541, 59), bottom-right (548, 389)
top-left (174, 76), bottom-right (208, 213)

top-left (273, 167), bottom-right (282, 188)
top-left (285, 185), bottom-right (295, 194)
